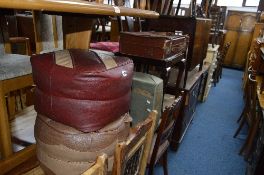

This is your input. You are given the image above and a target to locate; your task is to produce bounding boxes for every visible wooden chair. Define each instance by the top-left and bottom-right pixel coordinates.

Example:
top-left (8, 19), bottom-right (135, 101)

top-left (82, 154), bottom-right (108, 175)
top-left (0, 14), bottom-right (35, 174)
top-left (212, 42), bottom-right (231, 86)
top-left (111, 111), bottom-right (157, 175)
top-left (234, 73), bottom-right (261, 158)
top-left (148, 94), bottom-right (183, 175)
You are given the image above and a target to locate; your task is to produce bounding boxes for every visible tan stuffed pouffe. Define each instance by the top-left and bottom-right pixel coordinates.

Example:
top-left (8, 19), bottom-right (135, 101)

top-left (35, 113), bottom-right (131, 175)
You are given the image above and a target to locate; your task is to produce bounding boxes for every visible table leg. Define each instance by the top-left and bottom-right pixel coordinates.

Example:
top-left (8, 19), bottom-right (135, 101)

top-left (0, 82), bottom-right (13, 158)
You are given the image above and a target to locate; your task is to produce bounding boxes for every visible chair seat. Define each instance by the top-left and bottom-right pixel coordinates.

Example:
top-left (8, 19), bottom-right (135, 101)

top-left (163, 94), bottom-right (175, 111)
top-left (90, 42), bottom-right (119, 53)
top-left (0, 54), bottom-right (32, 81)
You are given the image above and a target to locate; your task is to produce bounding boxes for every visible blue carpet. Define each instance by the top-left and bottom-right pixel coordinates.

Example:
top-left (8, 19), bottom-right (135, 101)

top-left (153, 68), bottom-right (246, 175)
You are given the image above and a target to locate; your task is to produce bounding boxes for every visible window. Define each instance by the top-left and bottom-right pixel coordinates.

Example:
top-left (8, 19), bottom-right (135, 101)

top-left (217, 0), bottom-right (243, 7)
top-left (245, 0), bottom-right (259, 6)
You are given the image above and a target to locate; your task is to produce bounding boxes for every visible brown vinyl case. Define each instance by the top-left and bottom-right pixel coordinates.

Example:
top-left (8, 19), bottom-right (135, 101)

top-left (119, 32), bottom-right (188, 59)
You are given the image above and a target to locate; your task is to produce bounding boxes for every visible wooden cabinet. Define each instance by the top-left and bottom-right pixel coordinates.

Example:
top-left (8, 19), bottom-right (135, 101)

top-left (145, 16), bottom-right (212, 71)
top-left (223, 10), bottom-right (257, 68)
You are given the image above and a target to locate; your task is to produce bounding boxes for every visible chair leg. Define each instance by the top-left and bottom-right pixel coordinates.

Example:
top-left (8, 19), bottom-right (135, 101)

top-left (237, 107), bottom-right (246, 123)
top-left (239, 118), bottom-right (260, 159)
top-left (162, 150), bottom-right (168, 175)
top-left (0, 83), bottom-right (13, 158)
top-left (233, 116), bottom-right (246, 138)
top-left (148, 166), bottom-right (154, 175)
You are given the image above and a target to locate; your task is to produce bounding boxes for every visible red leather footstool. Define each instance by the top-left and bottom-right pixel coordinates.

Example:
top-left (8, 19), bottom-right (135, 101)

top-left (31, 49), bottom-right (133, 132)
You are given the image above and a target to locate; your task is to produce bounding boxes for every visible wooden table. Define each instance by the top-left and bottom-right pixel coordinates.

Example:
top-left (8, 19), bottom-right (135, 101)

top-left (0, 0), bottom-right (159, 18)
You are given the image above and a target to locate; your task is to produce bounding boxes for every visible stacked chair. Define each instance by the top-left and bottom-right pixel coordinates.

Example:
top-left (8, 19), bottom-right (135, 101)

top-left (212, 42), bottom-right (231, 86)
top-left (234, 47), bottom-right (261, 159)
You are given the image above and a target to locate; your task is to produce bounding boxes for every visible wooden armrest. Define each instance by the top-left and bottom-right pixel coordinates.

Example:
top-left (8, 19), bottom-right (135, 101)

top-left (9, 37), bottom-right (32, 56)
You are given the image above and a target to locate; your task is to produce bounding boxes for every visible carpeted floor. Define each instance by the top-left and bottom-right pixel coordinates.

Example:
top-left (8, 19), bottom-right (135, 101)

top-left (152, 68), bottom-right (246, 175)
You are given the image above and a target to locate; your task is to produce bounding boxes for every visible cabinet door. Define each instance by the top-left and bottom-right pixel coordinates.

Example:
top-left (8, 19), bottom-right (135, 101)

top-left (225, 12), bottom-right (241, 31)
top-left (241, 14), bottom-right (257, 32)
top-left (224, 11), bottom-right (257, 68)
top-left (232, 32), bottom-right (252, 67)
top-left (223, 30), bottom-right (239, 65)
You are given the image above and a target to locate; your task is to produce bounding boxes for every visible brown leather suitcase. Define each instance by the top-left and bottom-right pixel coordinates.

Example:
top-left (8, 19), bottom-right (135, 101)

top-left (31, 49), bottom-right (133, 132)
top-left (119, 32), bottom-right (188, 59)
top-left (35, 113), bottom-right (131, 175)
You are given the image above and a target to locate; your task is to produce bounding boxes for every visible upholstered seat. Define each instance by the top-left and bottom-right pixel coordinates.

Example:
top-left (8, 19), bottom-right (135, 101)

top-left (0, 54), bottom-right (31, 80)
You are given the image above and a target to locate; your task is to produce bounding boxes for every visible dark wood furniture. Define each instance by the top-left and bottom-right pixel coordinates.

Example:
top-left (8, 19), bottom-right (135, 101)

top-left (212, 42), bottom-right (231, 86)
top-left (208, 5), bottom-right (227, 47)
top-left (223, 10), bottom-right (257, 69)
top-left (252, 38), bottom-right (264, 75)
top-left (117, 52), bottom-right (187, 95)
top-left (246, 76), bottom-right (264, 175)
top-left (234, 73), bottom-right (259, 158)
top-left (145, 16), bottom-right (212, 72)
top-left (169, 65), bottom-right (209, 150)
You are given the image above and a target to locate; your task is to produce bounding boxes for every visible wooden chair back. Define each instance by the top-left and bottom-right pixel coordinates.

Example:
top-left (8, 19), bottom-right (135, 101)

top-left (218, 42), bottom-right (231, 62)
top-left (239, 73), bottom-right (261, 158)
top-left (82, 154), bottom-right (108, 175)
top-left (246, 73), bottom-right (258, 125)
top-left (112, 111), bottom-right (157, 175)
top-left (151, 0), bottom-right (174, 15)
top-left (148, 94), bottom-right (183, 175)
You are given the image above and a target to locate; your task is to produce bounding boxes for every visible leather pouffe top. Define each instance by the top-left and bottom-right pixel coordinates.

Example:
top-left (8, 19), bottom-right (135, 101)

top-left (31, 49), bottom-right (133, 132)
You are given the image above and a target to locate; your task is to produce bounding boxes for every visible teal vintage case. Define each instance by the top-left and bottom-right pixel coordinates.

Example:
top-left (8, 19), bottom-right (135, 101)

top-left (130, 72), bottom-right (163, 126)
